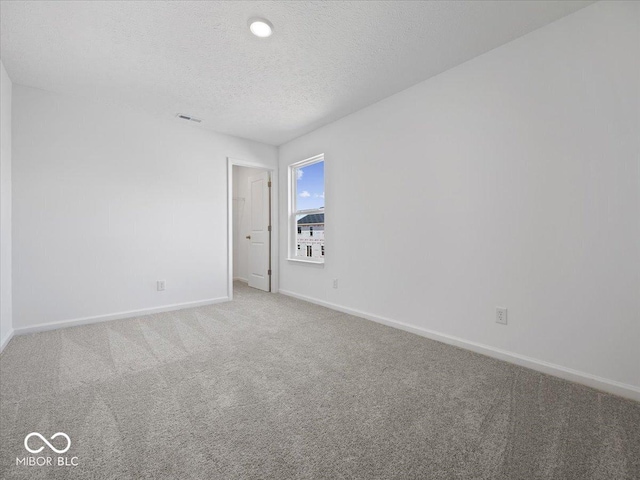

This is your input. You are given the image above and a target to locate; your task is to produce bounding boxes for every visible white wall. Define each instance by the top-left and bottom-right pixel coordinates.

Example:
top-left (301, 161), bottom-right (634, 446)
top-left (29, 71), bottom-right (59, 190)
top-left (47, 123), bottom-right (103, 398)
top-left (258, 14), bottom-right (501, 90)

top-left (278, 1), bottom-right (640, 396)
top-left (0, 60), bottom-right (12, 350)
top-left (233, 165), bottom-right (250, 282)
top-left (12, 85), bottom-right (277, 330)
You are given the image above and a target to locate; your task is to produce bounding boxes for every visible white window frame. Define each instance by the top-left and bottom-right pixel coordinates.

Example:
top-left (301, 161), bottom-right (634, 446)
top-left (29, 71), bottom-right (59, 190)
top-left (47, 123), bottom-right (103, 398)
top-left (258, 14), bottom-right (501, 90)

top-left (288, 154), bottom-right (325, 265)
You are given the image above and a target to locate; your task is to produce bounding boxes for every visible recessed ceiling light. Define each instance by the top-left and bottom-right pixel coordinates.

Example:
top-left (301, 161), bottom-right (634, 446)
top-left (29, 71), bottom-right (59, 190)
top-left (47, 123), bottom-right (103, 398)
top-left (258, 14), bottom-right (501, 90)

top-left (249, 18), bottom-right (273, 38)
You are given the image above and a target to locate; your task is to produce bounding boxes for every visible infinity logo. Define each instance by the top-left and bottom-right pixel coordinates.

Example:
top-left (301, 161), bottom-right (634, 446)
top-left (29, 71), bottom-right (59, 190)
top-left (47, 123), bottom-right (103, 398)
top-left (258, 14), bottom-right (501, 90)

top-left (24, 432), bottom-right (71, 454)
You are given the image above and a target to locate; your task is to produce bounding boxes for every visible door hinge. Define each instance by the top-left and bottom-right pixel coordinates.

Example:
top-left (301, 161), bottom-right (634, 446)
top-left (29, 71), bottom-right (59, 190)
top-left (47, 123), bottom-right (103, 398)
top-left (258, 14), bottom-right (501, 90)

top-left (268, 269), bottom-right (272, 276)
top-left (268, 225), bottom-right (271, 232)
top-left (268, 181), bottom-right (272, 187)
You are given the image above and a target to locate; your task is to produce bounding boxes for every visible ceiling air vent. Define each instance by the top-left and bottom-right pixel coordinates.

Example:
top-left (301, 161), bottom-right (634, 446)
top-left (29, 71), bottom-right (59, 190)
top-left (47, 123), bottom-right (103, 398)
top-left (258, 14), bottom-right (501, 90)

top-left (176, 114), bottom-right (202, 123)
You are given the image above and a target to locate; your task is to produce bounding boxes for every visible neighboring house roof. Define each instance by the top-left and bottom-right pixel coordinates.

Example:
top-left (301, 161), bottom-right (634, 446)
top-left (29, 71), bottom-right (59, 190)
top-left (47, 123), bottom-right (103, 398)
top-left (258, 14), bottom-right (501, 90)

top-left (298, 213), bottom-right (324, 225)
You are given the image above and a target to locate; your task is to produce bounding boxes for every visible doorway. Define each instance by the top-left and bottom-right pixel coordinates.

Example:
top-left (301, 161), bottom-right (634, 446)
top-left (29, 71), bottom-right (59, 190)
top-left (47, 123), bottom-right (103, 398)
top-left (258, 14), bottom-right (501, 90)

top-left (228, 159), bottom-right (277, 298)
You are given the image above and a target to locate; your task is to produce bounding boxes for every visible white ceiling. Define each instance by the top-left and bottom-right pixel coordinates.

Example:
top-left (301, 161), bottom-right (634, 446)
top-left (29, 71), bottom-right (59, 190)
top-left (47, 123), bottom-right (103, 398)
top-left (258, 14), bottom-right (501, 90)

top-left (0, 1), bottom-right (594, 145)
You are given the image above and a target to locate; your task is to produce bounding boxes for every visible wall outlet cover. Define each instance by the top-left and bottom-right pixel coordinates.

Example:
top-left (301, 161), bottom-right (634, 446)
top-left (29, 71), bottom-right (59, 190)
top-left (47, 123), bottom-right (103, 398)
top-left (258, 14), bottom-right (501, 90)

top-left (496, 307), bottom-right (507, 325)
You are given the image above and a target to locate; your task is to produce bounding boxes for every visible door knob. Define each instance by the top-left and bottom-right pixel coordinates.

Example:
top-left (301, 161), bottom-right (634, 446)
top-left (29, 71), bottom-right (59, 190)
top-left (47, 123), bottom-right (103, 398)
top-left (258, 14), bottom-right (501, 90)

top-left (246, 235), bottom-right (251, 239)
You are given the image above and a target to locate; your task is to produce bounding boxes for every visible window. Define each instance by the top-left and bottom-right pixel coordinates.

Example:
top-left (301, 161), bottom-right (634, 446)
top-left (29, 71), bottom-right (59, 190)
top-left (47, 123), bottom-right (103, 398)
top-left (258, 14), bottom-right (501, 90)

top-left (289, 154), bottom-right (324, 263)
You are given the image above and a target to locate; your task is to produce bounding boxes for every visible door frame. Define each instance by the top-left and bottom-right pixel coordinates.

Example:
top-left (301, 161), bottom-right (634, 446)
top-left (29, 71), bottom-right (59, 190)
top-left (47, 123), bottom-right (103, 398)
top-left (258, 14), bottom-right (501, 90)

top-left (227, 157), bottom-right (278, 300)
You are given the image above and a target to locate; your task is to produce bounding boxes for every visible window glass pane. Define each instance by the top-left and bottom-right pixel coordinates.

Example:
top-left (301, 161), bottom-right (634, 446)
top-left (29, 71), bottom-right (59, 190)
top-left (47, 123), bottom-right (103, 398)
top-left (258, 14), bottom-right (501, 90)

top-left (295, 213), bottom-right (324, 259)
top-left (296, 161), bottom-right (324, 211)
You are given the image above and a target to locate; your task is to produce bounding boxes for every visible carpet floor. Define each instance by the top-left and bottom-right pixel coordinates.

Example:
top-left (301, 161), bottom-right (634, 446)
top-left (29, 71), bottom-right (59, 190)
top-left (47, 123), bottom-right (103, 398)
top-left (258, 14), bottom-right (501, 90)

top-left (1, 282), bottom-right (639, 479)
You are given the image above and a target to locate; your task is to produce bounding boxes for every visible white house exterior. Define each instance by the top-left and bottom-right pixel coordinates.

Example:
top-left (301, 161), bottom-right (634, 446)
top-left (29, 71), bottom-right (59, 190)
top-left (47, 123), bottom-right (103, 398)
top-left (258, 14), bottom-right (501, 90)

top-left (296, 214), bottom-right (324, 259)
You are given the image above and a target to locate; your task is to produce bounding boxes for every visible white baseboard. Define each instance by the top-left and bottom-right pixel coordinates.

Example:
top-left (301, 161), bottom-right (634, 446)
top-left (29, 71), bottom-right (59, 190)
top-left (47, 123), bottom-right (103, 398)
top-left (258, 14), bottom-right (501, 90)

top-left (12, 296), bottom-right (230, 336)
top-left (232, 277), bottom-right (279, 293)
top-left (279, 289), bottom-right (640, 402)
top-left (0, 328), bottom-right (14, 353)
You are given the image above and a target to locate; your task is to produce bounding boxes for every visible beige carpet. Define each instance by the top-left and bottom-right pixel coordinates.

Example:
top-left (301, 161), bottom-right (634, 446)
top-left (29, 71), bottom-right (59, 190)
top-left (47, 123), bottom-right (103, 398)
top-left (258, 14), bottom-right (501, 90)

top-left (1, 281), bottom-right (639, 479)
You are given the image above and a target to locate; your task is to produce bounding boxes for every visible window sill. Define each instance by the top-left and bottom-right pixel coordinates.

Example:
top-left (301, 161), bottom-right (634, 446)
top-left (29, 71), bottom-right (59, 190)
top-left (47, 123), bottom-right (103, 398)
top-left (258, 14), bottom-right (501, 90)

top-left (287, 258), bottom-right (325, 266)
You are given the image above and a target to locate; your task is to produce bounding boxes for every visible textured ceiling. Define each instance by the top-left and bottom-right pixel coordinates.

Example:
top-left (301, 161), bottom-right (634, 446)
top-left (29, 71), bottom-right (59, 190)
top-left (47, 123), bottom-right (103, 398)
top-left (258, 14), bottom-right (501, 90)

top-left (0, 1), bottom-right (594, 145)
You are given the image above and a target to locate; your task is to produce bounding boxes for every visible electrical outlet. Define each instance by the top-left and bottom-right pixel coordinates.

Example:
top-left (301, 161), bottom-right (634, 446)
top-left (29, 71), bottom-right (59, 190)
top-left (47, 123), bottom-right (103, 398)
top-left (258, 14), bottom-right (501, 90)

top-left (157, 280), bottom-right (166, 291)
top-left (333, 279), bottom-right (338, 289)
top-left (496, 307), bottom-right (507, 325)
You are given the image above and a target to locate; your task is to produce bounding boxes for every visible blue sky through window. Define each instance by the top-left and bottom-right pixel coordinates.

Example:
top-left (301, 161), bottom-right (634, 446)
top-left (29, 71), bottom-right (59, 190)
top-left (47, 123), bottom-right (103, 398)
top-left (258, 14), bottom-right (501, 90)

top-left (296, 161), bottom-right (324, 211)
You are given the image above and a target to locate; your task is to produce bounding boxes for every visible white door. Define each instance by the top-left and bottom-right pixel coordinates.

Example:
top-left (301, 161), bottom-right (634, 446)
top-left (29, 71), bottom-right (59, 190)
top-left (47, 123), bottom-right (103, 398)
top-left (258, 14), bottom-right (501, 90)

top-left (247, 171), bottom-right (271, 292)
